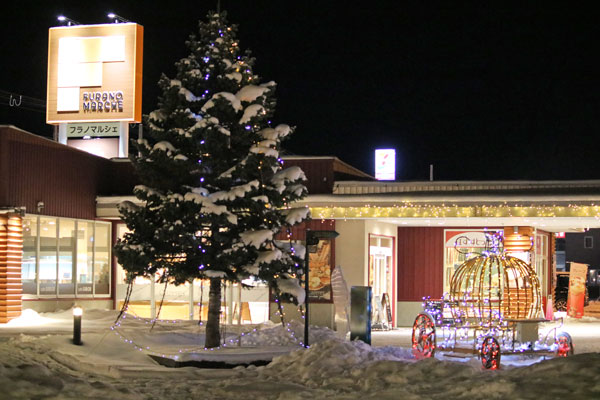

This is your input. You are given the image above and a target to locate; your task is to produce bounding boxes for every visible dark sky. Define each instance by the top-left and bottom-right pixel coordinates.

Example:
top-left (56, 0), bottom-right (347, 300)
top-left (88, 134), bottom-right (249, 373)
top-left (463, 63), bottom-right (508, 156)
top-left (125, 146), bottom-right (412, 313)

top-left (2, 2), bottom-right (600, 181)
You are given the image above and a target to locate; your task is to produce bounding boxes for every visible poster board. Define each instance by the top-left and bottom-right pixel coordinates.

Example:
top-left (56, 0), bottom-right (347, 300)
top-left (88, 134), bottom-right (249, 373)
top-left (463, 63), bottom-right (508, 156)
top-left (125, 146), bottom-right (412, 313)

top-left (308, 239), bottom-right (333, 303)
top-left (567, 262), bottom-right (588, 318)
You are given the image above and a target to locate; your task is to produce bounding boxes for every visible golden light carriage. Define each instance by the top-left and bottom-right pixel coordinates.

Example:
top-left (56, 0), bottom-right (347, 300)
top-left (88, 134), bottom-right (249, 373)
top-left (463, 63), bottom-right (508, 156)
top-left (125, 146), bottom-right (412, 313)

top-left (411, 235), bottom-right (573, 369)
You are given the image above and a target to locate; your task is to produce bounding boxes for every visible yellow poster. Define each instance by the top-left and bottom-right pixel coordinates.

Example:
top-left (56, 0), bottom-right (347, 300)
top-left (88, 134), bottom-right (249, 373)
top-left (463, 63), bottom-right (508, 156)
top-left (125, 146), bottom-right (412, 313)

top-left (567, 262), bottom-right (588, 318)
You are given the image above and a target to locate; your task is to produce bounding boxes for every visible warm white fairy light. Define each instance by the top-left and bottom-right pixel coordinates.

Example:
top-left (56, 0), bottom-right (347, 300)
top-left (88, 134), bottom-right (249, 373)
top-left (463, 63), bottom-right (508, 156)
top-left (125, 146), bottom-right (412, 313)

top-left (310, 203), bottom-right (600, 220)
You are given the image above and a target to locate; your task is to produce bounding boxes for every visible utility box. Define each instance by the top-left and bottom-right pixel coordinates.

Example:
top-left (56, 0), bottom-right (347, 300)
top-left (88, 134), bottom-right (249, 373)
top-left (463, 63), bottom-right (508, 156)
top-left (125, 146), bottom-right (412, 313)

top-left (350, 286), bottom-right (372, 344)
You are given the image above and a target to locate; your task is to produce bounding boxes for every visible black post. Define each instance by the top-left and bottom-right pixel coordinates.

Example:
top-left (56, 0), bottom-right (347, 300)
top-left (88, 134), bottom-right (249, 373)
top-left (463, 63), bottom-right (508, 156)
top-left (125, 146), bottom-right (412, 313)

top-left (73, 307), bottom-right (82, 345)
top-left (304, 231), bottom-right (311, 348)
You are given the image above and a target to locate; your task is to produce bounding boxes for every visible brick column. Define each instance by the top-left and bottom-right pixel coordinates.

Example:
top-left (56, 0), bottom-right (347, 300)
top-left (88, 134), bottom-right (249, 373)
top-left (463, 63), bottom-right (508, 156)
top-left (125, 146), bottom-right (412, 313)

top-left (0, 214), bottom-right (23, 323)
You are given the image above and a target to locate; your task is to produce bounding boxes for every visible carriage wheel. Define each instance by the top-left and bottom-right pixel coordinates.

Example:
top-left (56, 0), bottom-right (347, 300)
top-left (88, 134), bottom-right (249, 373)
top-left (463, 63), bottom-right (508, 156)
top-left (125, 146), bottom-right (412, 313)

top-left (554, 299), bottom-right (567, 312)
top-left (556, 332), bottom-right (574, 357)
top-left (480, 336), bottom-right (501, 370)
top-left (411, 313), bottom-right (436, 359)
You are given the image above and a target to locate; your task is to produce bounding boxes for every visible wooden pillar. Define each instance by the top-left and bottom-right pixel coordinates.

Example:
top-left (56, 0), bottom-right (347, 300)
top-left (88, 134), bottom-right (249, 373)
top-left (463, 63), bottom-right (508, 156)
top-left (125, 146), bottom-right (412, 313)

top-left (0, 214), bottom-right (23, 323)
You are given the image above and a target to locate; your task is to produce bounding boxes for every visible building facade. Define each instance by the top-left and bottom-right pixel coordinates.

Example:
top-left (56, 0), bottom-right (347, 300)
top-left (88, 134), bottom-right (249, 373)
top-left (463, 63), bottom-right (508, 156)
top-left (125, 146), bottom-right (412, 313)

top-left (4, 125), bottom-right (600, 327)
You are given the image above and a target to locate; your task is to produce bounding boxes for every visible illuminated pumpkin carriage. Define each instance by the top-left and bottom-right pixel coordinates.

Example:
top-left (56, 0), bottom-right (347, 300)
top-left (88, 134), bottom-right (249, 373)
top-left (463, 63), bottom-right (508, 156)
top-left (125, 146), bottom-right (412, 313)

top-left (411, 235), bottom-right (573, 369)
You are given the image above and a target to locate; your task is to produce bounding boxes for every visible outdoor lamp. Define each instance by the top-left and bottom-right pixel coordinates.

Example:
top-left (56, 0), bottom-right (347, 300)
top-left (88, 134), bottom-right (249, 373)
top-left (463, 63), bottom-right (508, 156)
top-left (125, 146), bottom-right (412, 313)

top-left (107, 13), bottom-right (130, 23)
top-left (57, 15), bottom-right (80, 26)
top-left (73, 306), bottom-right (83, 345)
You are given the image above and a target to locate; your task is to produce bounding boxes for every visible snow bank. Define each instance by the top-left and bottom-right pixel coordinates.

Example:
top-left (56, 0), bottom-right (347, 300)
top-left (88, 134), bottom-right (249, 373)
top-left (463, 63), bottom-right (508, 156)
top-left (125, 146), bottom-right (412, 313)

top-left (2, 309), bottom-right (600, 399)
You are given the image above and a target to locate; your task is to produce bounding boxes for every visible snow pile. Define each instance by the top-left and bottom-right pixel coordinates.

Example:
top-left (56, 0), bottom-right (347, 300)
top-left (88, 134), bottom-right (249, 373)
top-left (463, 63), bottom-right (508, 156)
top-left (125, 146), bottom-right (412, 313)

top-left (241, 320), bottom-right (335, 347)
top-left (2, 309), bottom-right (600, 399)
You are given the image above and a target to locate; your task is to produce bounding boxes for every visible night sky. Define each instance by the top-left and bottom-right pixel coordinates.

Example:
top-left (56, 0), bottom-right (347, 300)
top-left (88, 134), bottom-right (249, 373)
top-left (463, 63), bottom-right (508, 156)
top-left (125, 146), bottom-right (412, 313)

top-left (2, 2), bottom-right (600, 181)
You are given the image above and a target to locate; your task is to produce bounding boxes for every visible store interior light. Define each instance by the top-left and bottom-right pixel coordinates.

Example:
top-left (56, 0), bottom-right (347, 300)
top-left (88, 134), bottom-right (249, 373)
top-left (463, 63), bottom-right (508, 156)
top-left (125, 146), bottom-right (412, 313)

top-left (107, 13), bottom-right (130, 23)
top-left (57, 15), bottom-right (80, 26)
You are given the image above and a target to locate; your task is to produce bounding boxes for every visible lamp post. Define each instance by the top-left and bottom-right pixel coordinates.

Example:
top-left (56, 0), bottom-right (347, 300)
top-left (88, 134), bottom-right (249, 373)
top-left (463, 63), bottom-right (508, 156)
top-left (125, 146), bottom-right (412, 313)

top-left (304, 230), bottom-right (339, 348)
top-left (73, 306), bottom-right (83, 345)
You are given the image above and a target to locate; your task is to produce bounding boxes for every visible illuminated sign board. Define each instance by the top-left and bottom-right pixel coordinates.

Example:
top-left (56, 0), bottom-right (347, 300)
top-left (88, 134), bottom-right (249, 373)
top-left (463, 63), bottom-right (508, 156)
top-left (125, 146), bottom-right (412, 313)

top-left (375, 149), bottom-right (396, 180)
top-left (47, 23), bottom-right (143, 124)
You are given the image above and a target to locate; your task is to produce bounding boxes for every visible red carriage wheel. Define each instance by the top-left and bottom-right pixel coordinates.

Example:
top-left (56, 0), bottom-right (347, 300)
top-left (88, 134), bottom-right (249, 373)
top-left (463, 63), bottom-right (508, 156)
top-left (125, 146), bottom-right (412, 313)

top-left (480, 336), bottom-right (501, 370)
top-left (411, 313), bottom-right (436, 359)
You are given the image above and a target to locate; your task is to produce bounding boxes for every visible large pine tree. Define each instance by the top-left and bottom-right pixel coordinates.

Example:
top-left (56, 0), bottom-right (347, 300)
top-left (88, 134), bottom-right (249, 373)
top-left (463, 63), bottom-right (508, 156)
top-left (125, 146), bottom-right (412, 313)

top-left (115, 11), bottom-right (308, 348)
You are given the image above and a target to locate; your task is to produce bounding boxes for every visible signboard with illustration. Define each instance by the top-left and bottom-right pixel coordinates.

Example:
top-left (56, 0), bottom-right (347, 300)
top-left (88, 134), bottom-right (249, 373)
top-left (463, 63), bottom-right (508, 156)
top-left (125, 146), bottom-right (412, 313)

top-left (567, 262), bottom-right (588, 318)
top-left (47, 23), bottom-right (143, 124)
top-left (309, 239), bottom-right (333, 303)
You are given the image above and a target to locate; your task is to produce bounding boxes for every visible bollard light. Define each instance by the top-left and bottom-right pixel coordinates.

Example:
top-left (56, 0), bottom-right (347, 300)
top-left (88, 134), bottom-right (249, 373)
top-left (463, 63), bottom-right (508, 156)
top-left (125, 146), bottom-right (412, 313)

top-left (73, 306), bottom-right (83, 345)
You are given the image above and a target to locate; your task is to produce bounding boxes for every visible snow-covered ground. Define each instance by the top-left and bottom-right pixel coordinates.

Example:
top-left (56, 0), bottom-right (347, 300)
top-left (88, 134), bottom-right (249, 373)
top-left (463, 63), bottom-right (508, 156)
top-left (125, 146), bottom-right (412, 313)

top-left (1, 309), bottom-right (600, 399)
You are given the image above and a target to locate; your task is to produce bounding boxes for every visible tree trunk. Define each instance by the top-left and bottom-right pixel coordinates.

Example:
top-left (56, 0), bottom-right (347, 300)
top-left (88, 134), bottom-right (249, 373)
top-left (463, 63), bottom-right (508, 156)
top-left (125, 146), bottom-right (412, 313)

top-left (205, 278), bottom-right (222, 348)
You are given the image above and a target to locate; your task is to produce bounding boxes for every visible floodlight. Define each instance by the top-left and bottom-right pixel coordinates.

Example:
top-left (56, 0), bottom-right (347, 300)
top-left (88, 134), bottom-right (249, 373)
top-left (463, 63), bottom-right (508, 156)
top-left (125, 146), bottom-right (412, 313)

top-left (57, 15), bottom-right (80, 26)
top-left (107, 12), bottom-right (130, 23)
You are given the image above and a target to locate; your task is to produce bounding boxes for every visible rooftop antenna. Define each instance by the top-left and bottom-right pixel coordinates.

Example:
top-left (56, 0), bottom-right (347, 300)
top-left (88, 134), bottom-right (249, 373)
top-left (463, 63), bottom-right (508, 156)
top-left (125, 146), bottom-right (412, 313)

top-left (217, 0), bottom-right (221, 13)
top-left (430, 164), bottom-right (434, 181)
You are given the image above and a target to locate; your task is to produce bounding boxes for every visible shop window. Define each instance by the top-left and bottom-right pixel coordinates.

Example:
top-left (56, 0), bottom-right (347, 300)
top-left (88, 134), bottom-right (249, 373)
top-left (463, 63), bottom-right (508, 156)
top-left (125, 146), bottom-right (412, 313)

top-left (76, 222), bottom-right (94, 295)
top-left (20, 215), bottom-right (111, 298)
top-left (58, 219), bottom-right (75, 295)
top-left (22, 217), bottom-right (37, 295)
top-left (94, 223), bottom-right (111, 294)
top-left (39, 217), bottom-right (58, 295)
top-left (584, 236), bottom-right (593, 249)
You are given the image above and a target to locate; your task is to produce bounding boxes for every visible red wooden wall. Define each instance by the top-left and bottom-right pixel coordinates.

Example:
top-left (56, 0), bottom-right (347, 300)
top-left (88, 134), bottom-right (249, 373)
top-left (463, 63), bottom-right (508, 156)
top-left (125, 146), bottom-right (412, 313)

top-left (396, 227), bottom-right (444, 301)
top-left (0, 126), bottom-right (137, 219)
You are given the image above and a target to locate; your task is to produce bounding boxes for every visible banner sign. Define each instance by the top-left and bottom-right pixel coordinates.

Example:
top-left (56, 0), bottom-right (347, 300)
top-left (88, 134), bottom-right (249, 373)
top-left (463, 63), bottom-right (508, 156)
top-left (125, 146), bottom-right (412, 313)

top-left (309, 239), bottom-right (333, 302)
top-left (567, 262), bottom-right (588, 318)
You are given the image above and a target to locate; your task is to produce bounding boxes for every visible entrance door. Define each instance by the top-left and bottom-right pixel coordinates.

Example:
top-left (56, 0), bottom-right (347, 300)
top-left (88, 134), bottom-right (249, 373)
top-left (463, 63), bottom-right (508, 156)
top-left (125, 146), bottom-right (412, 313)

top-left (369, 235), bottom-right (394, 327)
